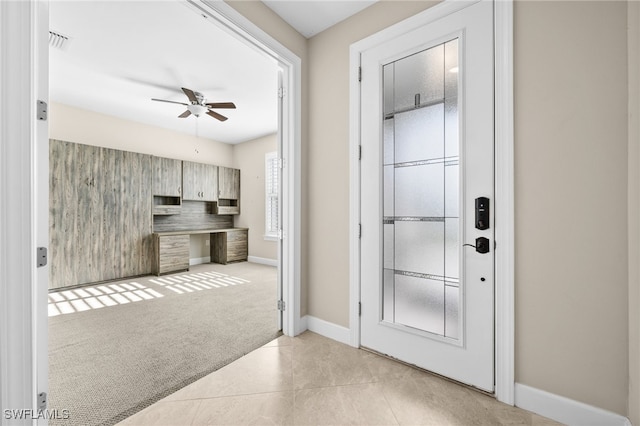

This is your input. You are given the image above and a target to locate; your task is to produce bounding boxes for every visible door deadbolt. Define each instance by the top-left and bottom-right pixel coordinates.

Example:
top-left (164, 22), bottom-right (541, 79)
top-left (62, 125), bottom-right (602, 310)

top-left (475, 197), bottom-right (490, 230)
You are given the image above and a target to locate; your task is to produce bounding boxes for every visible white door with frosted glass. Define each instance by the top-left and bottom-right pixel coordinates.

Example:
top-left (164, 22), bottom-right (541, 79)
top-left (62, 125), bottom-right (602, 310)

top-left (360, 0), bottom-right (495, 392)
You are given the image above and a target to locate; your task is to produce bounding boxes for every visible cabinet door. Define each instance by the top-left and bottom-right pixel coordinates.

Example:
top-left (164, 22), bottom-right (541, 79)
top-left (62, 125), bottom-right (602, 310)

top-left (50, 140), bottom-right (80, 289)
top-left (219, 166), bottom-right (240, 200)
top-left (77, 143), bottom-right (103, 285)
top-left (182, 160), bottom-right (201, 200)
top-left (156, 234), bottom-right (189, 275)
top-left (202, 164), bottom-right (218, 201)
top-left (226, 229), bottom-right (248, 262)
top-left (153, 156), bottom-right (182, 197)
top-left (118, 150), bottom-right (153, 278)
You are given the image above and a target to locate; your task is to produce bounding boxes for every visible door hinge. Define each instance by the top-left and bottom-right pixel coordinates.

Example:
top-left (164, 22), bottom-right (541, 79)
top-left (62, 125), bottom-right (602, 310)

top-left (278, 87), bottom-right (285, 98)
top-left (494, 240), bottom-right (497, 250)
top-left (278, 229), bottom-right (283, 240)
top-left (37, 247), bottom-right (47, 268)
top-left (358, 145), bottom-right (362, 160)
top-left (278, 158), bottom-right (284, 169)
top-left (277, 300), bottom-right (286, 311)
top-left (358, 66), bottom-right (362, 82)
top-left (37, 392), bottom-right (47, 411)
top-left (358, 224), bottom-right (362, 239)
top-left (37, 100), bottom-right (48, 121)
top-left (358, 302), bottom-right (362, 316)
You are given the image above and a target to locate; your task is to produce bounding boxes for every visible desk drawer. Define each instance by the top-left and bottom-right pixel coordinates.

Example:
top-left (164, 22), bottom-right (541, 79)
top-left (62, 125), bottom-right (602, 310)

top-left (155, 234), bottom-right (189, 275)
top-left (211, 229), bottom-right (248, 264)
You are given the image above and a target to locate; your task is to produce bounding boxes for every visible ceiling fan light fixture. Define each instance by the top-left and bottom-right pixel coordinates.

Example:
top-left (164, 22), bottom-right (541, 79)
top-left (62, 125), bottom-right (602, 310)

top-left (187, 104), bottom-right (208, 117)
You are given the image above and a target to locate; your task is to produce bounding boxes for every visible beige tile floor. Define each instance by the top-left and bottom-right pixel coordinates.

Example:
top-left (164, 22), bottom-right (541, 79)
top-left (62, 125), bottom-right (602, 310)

top-left (119, 332), bottom-right (562, 426)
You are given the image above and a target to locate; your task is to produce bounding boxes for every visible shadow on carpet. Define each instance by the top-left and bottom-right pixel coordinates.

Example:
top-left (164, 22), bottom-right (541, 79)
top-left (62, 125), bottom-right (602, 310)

top-left (48, 268), bottom-right (279, 426)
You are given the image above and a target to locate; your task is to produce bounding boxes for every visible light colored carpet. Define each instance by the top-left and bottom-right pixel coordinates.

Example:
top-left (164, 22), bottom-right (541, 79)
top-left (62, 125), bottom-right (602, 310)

top-left (48, 262), bottom-right (280, 426)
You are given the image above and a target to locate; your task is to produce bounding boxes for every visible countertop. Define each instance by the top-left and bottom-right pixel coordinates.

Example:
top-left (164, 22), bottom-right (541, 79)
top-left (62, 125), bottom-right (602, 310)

top-left (153, 227), bottom-right (248, 236)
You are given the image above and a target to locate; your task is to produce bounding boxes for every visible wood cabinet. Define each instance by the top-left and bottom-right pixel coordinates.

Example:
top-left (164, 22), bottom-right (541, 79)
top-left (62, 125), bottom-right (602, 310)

top-left (218, 166), bottom-right (240, 200)
top-left (154, 234), bottom-right (189, 275)
top-left (152, 157), bottom-right (182, 215)
top-left (49, 140), bottom-right (153, 289)
top-left (182, 161), bottom-right (218, 202)
top-left (211, 229), bottom-right (248, 264)
top-left (152, 156), bottom-right (182, 197)
top-left (217, 166), bottom-right (240, 214)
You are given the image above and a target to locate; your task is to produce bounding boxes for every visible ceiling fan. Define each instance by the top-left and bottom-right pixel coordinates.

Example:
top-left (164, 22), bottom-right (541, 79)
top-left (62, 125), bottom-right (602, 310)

top-left (151, 87), bottom-right (236, 121)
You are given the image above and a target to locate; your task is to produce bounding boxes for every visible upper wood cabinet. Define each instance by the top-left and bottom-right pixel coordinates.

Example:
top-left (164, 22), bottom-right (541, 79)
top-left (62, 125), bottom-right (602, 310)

top-left (152, 157), bottom-right (182, 215)
top-left (218, 166), bottom-right (240, 200)
top-left (152, 156), bottom-right (182, 197)
top-left (216, 166), bottom-right (240, 215)
top-left (182, 161), bottom-right (218, 202)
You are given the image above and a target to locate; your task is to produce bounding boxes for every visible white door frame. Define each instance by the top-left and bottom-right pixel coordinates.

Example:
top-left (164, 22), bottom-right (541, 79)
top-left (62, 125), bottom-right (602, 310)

top-left (0, 0), bottom-right (50, 421)
top-left (349, 0), bottom-right (514, 404)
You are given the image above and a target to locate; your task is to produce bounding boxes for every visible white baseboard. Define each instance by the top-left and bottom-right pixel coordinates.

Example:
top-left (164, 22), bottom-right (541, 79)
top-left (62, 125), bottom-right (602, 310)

top-left (247, 256), bottom-right (278, 267)
top-left (303, 315), bottom-right (351, 346)
top-left (189, 256), bottom-right (211, 266)
top-left (515, 383), bottom-right (631, 426)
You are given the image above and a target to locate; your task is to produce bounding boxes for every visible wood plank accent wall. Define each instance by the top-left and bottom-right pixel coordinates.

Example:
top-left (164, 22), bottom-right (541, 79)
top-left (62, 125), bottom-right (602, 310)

top-left (153, 201), bottom-right (233, 232)
top-left (49, 139), bottom-right (153, 289)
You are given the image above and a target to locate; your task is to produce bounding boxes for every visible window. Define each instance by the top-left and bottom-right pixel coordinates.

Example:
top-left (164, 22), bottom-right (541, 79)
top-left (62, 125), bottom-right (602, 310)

top-left (265, 152), bottom-right (279, 240)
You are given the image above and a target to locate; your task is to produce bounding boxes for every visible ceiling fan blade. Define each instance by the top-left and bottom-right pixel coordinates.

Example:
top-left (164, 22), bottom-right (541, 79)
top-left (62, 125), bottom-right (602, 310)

top-left (207, 110), bottom-right (228, 121)
top-left (205, 102), bottom-right (236, 109)
top-left (151, 98), bottom-right (188, 106)
top-left (178, 110), bottom-right (192, 118)
top-left (182, 87), bottom-right (198, 104)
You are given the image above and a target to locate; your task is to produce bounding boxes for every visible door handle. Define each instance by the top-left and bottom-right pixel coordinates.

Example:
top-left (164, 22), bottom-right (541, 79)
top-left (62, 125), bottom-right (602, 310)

top-left (475, 197), bottom-right (490, 230)
top-left (463, 237), bottom-right (490, 254)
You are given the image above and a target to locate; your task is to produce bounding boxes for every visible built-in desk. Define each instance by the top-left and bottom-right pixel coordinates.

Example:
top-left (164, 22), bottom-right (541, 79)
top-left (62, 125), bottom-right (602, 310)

top-left (153, 228), bottom-right (248, 275)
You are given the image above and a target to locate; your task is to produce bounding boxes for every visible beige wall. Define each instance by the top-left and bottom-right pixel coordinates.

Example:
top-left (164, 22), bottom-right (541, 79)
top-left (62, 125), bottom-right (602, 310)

top-left (229, 0), bottom-right (633, 418)
top-left (514, 1), bottom-right (628, 415)
top-left (233, 133), bottom-right (278, 261)
top-left (50, 102), bottom-right (234, 166)
top-left (629, 1), bottom-right (640, 423)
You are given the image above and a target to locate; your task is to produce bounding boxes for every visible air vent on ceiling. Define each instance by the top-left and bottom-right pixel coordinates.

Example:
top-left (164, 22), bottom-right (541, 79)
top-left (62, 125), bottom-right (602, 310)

top-left (49, 30), bottom-right (70, 50)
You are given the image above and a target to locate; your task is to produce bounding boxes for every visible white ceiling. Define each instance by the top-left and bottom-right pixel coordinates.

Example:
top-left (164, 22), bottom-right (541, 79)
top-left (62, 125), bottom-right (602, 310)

top-left (49, 1), bottom-right (378, 144)
top-left (49, 1), bottom-right (279, 144)
top-left (262, 0), bottom-right (378, 38)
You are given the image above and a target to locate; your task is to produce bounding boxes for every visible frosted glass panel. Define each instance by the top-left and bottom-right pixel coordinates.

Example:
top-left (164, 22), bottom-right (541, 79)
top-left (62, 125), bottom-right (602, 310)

top-left (445, 285), bottom-right (459, 339)
top-left (395, 105), bottom-right (444, 164)
top-left (383, 269), bottom-right (395, 322)
top-left (394, 44), bottom-right (444, 111)
top-left (395, 221), bottom-right (444, 276)
top-left (445, 164), bottom-right (459, 217)
top-left (395, 163), bottom-right (444, 217)
top-left (445, 219), bottom-right (459, 282)
top-left (395, 275), bottom-right (445, 335)
top-left (384, 119), bottom-right (395, 165)
top-left (383, 64), bottom-right (395, 115)
top-left (384, 166), bottom-right (394, 217)
top-left (381, 38), bottom-right (460, 340)
top-left (445, 98), bottom-right (459, 158)
top-left (384, 225), bottom-right (394, 270)
top-left (444, 40), bottom-right (458, 99)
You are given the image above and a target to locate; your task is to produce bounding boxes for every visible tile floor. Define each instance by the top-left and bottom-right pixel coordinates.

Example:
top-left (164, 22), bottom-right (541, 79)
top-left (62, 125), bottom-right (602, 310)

top-left (118, 332), bottom-right (561, 425)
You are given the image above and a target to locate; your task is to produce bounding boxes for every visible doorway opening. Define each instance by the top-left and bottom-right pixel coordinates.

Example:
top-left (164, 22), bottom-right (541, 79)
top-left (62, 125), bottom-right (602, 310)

top-left (43, 0), bottom-right (301, 423)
